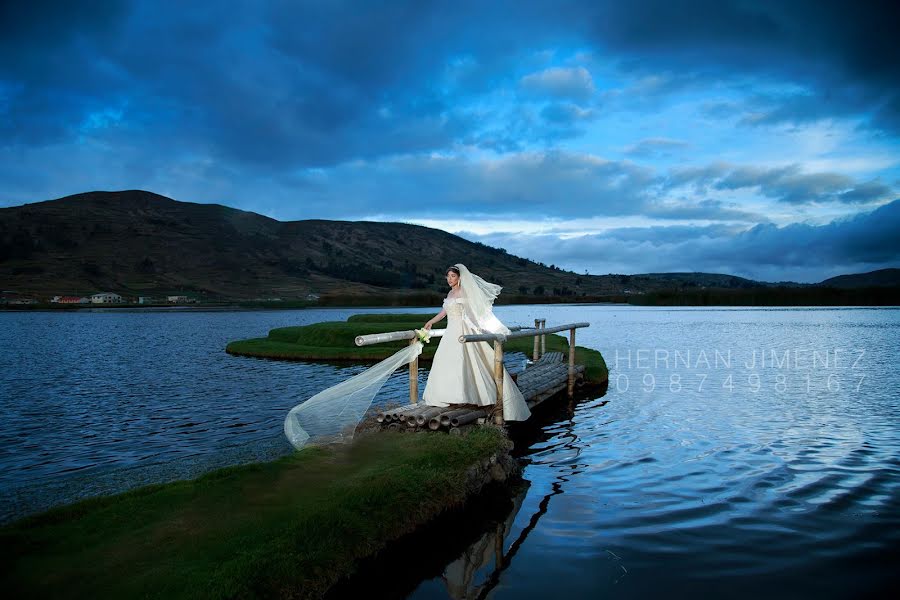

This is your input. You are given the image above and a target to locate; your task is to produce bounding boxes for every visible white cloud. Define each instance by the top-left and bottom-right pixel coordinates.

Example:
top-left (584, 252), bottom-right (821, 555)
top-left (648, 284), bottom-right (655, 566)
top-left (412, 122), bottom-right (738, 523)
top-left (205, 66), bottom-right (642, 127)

top-left (520, 66), bottom-right (595, 101)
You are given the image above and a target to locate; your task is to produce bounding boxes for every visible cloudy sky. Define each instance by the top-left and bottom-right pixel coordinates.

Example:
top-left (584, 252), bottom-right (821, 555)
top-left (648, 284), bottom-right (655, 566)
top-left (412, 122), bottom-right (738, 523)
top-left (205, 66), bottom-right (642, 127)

top-left (2, 0), bottom-right (899, 283)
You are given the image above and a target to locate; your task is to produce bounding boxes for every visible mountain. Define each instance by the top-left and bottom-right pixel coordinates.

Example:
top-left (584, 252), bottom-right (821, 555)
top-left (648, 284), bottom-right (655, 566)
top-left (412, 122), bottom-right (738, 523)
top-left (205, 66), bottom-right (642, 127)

top-left (817, 268), bottom-right (900, 289)
top-left (0, 190), bottom-right (620, 299)
top-left (0, 190), bottom-right (892, 301)
top-left (630, 272), bottom-right (798, 289)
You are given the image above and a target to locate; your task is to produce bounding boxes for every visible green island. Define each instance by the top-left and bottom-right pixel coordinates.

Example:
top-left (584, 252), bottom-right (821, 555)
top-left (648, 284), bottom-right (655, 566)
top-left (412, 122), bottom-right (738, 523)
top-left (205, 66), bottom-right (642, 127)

top-left (226, 313), bottom-right (609, 383)
top-left (3, 314), bottom-right (607, 598)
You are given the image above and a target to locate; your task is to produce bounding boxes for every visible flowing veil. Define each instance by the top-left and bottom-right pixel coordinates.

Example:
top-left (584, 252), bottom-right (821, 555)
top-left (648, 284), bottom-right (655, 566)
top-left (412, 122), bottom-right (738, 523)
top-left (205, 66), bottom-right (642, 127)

top-left (455, 263), bottom-right (509, 336)
top-left (284, 342), bottom-right (423, 449)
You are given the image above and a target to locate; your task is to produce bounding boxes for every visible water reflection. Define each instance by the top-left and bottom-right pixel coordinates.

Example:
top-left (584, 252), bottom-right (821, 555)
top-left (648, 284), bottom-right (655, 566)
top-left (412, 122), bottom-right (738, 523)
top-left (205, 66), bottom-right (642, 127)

top-left (440, 485), bottom-right (527, 599)
top-left (414, 389), bottom-right (607, 599)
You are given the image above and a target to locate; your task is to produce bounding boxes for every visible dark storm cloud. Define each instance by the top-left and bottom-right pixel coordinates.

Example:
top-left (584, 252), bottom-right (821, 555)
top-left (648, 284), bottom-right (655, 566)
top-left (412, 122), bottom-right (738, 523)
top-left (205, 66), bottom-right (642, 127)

top-left (0, 0), bottom-right (129, 144)
top-left (3, 0), bottom-right (898, 170)
top-left (667, 163), bottom-right (892, 205)
top-left (470, 198), bottom-right (900, 283)
top-left (586, 0), bottom-right (900, 133)
top-left (0, 1), bottom-right (515, 165)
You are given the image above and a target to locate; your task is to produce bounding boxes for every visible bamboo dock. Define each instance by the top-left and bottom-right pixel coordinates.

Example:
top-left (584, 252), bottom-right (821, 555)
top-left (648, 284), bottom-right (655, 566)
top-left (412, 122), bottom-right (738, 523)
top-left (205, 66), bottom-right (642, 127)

top-left (356, 320), bottom-right (590, 434)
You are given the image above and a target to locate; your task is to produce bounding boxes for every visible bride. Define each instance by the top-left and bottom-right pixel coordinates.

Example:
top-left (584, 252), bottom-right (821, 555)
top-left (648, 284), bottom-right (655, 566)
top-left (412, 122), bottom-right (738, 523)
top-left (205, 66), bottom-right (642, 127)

top-left (283, 263), bottom-right (529, 449)
top-left (421, 264), bottom-right (531, 422)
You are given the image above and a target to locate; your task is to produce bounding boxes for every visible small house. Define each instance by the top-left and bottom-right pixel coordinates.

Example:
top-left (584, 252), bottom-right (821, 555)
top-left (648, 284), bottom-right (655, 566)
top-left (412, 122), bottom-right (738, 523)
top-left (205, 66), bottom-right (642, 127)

top-left (91, 292), bottom-right (123, 304)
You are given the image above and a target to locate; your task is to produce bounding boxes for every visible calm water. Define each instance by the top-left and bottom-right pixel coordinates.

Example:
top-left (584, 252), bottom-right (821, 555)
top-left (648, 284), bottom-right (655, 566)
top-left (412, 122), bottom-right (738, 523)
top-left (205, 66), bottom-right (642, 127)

top-left (2, 305), bottom-right (898, 598)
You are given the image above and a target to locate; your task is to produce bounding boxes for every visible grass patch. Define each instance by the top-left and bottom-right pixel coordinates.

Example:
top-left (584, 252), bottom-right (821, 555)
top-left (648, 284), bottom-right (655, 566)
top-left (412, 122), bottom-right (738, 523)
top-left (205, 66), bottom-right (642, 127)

top-left (0, 428), bottom-right (510, 599)
top-left (227, 313), bottom-right (608, 383)
top-left (227, 313), bottom-right (446, 361)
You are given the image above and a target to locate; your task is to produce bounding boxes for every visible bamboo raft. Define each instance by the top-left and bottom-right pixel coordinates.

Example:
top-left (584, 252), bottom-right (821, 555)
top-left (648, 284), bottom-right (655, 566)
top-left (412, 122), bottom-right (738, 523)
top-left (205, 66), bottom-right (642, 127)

top-left (375, 352), bottom-right (586, 434)
top-left (357, 320), bottom-right (590, 434)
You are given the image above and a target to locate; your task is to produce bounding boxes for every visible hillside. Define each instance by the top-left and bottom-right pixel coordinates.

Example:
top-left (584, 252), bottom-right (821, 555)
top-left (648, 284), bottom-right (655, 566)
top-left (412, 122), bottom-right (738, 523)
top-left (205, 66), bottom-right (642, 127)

top-left (0, 190), bottom-right (891, 302)
top-left (0, 190), bottom-right (623, 300)
top-left (818, 268), bottom-right (900, 289)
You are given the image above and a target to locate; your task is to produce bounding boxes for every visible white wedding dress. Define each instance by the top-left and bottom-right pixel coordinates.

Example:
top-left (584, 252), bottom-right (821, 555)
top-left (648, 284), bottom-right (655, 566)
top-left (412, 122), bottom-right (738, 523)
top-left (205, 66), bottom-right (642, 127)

top-left (283, 263), bottom-right (529, 450)
top-left (423, 297), bottom-right (531, 421)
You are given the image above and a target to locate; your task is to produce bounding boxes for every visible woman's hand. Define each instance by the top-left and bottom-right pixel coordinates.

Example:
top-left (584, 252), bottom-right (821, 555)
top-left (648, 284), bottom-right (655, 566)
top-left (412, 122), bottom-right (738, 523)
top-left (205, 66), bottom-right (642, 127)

top-left (423, 320), bottom-right (433, 330)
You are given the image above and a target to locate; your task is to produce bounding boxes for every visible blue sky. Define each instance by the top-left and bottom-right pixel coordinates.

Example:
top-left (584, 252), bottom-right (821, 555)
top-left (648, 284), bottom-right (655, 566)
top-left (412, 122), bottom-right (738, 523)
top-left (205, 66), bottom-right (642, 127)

top-left (2, 0), bottom-right (899, 283)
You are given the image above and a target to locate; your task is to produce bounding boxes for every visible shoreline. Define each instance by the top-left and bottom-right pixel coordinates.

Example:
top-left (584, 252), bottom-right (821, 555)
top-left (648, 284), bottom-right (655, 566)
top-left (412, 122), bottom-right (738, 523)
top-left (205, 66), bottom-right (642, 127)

top-left (0, 297), bottom-right (633, 312)
top-left (3, 295), bottom-right (899, 312)
top-left (0, 427), bottom-right (519, 599)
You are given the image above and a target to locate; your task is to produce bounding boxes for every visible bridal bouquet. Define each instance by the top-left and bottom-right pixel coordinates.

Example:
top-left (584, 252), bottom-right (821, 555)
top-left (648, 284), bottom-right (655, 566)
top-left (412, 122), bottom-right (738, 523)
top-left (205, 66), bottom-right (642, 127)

top-left (414, 328), bottom-right (432, 343)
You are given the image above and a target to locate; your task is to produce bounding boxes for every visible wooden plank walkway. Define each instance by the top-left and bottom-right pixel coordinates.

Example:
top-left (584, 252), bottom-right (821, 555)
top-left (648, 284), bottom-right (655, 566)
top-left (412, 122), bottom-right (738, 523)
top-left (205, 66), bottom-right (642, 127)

top-left (374, 351), bottom-right (586, 434)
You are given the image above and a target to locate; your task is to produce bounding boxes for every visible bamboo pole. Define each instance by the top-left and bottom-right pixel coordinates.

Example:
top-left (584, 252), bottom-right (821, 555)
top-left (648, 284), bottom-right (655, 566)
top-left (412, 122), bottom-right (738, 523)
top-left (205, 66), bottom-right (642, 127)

top-left (409, 338), bottom-right (418, 405)
top-left (398, 405), bottom-right (430, 422)
top-left (460, 322), bottom-right (590, 343)
top-left (540, 319), bottom-right (546, 355)
top-left (356, 325), bottom-right (525, 347)
top-left (415, 407), bottom-right (445, 426)
top-left (392, 404), bottom-right (422, 418)
top-left (355, 329), bottom-right (448, 347)
top-left (380, 405), bottom-right (420, 423)
top-left (533, 319), bottom-right (540, 361)
top-left (568, 327), bottom-right (576, 398)
top-left (451, 409), bottom-right (487, 427)
top-left (494, 339), bottom-right (505, 426)
top-left (440, 408), bottom-right (473, 427)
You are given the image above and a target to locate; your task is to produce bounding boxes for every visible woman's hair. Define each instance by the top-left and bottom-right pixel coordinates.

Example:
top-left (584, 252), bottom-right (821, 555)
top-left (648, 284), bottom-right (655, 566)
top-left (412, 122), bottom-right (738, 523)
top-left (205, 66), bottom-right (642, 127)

top-left (447, 266), bottom-right (460, 276)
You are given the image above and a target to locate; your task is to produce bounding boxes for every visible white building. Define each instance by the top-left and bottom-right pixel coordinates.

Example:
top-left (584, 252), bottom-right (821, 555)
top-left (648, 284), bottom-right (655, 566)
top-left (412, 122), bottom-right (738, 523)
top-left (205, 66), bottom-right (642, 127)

top-left (91, 292), bottom-right (124, 304)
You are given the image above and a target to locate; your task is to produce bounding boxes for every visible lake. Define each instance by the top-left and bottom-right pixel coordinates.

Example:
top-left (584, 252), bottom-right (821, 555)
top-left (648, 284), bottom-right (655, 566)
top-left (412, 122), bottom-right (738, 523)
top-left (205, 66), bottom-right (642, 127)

top-left (1, 305), bottom-right (898, 598)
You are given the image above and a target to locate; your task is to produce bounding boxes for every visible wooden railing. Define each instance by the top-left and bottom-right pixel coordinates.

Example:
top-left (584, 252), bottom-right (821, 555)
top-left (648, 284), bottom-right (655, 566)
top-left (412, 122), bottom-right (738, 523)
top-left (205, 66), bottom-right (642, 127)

top-left (460, 322), bottom-right (590, 424)
top-left (355, 321), bottom-right (590, 424)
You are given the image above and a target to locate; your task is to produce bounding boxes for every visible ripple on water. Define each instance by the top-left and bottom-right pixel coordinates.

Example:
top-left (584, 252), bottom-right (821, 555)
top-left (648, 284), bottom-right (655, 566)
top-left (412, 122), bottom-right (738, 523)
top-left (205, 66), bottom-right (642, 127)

top-left (4, 306), bottom-right (900, 598)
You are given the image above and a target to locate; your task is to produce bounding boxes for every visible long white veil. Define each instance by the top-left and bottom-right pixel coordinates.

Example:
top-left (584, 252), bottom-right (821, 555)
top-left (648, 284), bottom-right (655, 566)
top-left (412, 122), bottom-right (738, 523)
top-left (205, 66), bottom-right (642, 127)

top-left (284, 342), bottom-right (423, 449)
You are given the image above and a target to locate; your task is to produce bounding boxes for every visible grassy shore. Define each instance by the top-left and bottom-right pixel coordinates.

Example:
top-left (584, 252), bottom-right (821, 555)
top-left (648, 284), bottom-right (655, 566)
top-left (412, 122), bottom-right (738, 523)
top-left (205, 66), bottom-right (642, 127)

top-left (1, 428), bottom-right (511, 599)
top-left (226, 313), bottom-right (609, 383)
top-left (226, 313), bottom-right (446, 361)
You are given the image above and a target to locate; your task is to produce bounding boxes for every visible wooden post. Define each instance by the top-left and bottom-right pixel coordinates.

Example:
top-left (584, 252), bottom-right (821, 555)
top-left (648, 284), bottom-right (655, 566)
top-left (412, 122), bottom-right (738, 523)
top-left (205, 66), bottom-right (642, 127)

top-left (567, 327), bottom-right (576, 398)
top-left (409, 338), bottom-right (419, 405)
top-left (493, 339), bottom-right (505, 425)
top-left (533, 319), bottom-right (541, 361)
top-left (540, 319), bottom-right (546, 355)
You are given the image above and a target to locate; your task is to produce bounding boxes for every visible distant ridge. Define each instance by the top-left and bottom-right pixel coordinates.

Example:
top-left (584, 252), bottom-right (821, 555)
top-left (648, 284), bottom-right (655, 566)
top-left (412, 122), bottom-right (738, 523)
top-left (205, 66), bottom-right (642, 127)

top-left (0, 190), bottom-right (894, 301)
top-left (818, 268), bottom-right (900, 289)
